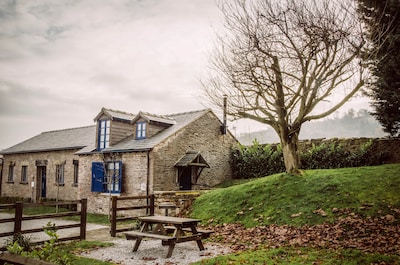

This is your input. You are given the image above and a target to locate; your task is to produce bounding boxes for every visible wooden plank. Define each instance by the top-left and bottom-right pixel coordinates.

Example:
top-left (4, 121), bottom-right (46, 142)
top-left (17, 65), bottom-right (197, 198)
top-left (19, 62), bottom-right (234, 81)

top-left (21, 212), bottom-right (80, 221)
top-left (115, 195), bottom-right (151, 201)
top-left (164, 226), bottom-right (213, 239)
top-left (124, 231), bottom-right (175, 241)
top-left (16, 223), bottom-right (81, 235)
top-left (0, 253), bottom-right (55, 265)
top-left (0, 218), bottom-right (16, 224)
top-left (115, 205), bottom-right (151, 211)
top-left (138, 216), bottom-right (200, 225)
top-left (175, 234), bottom-right (202, 243)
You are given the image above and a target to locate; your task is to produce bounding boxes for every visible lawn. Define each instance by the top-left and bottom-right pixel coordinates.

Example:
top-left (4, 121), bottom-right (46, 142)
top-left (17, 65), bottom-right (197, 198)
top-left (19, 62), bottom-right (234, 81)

top-left (191, 164), bottom-right (400, 227)
top-left (190, 164), bottom-right (400, 264)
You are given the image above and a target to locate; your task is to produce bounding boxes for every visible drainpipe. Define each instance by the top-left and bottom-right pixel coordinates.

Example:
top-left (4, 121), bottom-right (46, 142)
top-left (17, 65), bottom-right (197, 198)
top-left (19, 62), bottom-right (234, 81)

top-left (0, 157), bottom-right (3, 195)
top-left (221, 94), bottom-right (227, 135)
top-left (146, 150), bottom-right (150, 197)
top-left (146, 150), bottom-right (150, 215)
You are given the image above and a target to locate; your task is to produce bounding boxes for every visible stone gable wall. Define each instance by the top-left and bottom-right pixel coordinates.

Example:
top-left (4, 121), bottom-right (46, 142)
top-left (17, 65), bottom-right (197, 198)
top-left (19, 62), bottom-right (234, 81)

top-left (152, 111), bottom-right (238, 191)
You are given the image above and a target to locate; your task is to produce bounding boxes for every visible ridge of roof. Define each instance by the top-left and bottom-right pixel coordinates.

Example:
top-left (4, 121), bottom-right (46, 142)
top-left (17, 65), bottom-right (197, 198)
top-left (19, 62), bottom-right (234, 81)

top-left (43, 125), bottom-right (96, 134)
top-left (94, 107), bottom-right (136, 121)
top-left (103, 107), bottom-right (135, 116)
top-left (166, 108), bottom-right (211, 118)
top-left (135, 111), bottom-right (176, 125)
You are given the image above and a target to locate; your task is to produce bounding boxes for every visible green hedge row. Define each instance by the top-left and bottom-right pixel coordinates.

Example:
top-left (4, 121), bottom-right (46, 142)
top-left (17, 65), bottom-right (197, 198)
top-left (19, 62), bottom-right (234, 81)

top-left (231, 140), bottom-right (386, 179)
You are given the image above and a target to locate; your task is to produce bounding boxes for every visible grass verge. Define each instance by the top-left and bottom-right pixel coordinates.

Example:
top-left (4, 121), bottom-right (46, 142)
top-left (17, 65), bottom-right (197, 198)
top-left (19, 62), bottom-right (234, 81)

top-left (191, 164), bottom-right (400, 227)
top-left (191, 246), bottom-right (400, 265)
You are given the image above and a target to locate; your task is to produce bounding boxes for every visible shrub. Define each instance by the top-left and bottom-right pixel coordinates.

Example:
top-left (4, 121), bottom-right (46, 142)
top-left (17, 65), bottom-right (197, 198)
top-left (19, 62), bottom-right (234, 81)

top-left (232, 139), bottom-right (385, 178)
top-left (231, 140), bottom-right (285, 179)
top-left (7, 222), bottom-right (71, 265)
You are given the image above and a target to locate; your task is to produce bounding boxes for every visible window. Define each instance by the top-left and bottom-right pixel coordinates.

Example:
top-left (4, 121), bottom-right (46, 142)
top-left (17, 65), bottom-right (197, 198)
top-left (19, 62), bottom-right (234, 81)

top-left (55, 164), bottom-right (65, 185)
top-left (91, 161), bottom-right (122, 194)
top-left (98, 120), bottom-right (110, 150)
top-left (73, 160), bottom-right (79, 186)
top-left (21, 166), bottom-right (28, 183)
top-left (8, 163), bottom-right (14, 182)
top-left (136, 122), bottom-right (146, 139)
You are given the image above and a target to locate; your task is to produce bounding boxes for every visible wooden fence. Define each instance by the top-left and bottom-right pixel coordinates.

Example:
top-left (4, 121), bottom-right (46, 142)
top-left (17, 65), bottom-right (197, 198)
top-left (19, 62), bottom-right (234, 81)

top-left (110, 195), bottom-right (154, 237)
top-left (0, 199), bottom-right (87, 251)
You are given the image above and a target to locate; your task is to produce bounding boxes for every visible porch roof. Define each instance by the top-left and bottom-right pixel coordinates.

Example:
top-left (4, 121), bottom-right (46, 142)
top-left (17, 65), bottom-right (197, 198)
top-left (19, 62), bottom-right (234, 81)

top-left (174, 151), bottom-right (210, 168)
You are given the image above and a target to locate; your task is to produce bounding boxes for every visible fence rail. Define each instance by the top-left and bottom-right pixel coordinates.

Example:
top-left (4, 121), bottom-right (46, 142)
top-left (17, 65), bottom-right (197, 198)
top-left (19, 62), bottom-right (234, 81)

top-left (0, 199), bottom-right (87, 251)
top-left (110, 195), bottom-right (154, 237)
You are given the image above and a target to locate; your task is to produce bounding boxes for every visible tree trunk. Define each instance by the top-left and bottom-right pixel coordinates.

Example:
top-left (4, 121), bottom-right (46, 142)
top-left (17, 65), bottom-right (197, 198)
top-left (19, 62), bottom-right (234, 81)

top-left (280, 132), bottom-right (301, 175)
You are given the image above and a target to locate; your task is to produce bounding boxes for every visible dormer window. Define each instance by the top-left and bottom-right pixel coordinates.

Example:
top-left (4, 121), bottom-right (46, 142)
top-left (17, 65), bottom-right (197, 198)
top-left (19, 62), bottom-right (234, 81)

top-left (136, 122), bottom-right (146, 139)
top-left (98, 120), bottom-right (110, 150)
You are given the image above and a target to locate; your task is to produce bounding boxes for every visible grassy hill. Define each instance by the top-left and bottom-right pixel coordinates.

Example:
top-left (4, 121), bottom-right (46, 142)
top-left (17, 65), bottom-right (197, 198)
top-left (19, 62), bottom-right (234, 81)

top-left (191, 164), bottom-right (400, 228)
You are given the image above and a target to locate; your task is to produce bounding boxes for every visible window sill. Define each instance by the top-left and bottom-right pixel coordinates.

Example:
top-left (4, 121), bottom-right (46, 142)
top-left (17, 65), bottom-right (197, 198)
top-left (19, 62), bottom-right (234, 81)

top-left (100, 193), bottom-right (121, 196)
top-left (72, 184), bottom-right (78, 187)
top-left (6, 181), bottom-right (14, 184)
top-left (54, 183), bottom-right (65, 186)
top-left (20, 182), bottom-right (28, 185)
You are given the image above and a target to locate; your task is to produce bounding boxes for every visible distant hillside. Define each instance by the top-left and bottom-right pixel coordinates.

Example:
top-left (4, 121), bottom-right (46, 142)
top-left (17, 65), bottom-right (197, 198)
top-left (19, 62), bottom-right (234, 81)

top-left (237, 109), bottom-right (386, 145)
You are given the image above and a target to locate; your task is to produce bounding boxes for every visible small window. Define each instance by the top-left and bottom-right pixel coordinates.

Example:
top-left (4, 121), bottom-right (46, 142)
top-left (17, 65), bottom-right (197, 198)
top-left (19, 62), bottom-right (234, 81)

top-left (8, 164), bottom-right (14, 182)
top-left (91, 161), bottom-right (122, 193)
top-left (21, 166), bottom-right (28, 183)
top-left (73, 160), bottom-right (79, 186)
top-left (136, 122), bottom-right (146, 139)
top-left (55, 164), bottom-right (65, 185)
top-left (98, 120), bottom-right (110, 150)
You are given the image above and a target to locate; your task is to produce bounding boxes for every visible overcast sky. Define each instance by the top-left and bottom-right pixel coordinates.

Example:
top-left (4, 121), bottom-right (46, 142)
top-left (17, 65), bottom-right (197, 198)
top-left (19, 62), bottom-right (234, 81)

top-left (0, 0), bottom-right (371, 150)
top-left (0, 0), bottom-right (224, 150)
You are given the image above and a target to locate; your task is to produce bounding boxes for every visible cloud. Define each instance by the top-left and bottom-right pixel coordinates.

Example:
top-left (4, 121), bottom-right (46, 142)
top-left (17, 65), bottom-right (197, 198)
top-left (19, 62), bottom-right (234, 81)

top-left (0, 0), bottom-right (222, 149)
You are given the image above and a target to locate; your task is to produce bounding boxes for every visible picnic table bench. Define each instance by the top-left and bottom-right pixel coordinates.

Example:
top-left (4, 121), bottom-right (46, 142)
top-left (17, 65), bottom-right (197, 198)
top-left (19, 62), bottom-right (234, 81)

top-left (124, 216), bottom-right (210, 258)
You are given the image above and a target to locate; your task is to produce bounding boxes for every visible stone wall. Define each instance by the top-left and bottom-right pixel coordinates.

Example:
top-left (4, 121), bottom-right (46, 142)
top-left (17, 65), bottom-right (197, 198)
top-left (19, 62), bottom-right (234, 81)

top-left (1, 150), bottom-right (80, 201)
top-left (154, 191), bottom-right (204, 217)
top-left (152, 111), bottom-right (238, 191)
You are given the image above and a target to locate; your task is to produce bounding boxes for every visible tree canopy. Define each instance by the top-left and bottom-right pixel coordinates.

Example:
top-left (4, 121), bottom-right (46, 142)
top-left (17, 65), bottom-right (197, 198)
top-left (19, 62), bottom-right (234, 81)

top-left (203, 0), bottom-right (367, 173)
top-left (357, 0), bottom-right (400, 137)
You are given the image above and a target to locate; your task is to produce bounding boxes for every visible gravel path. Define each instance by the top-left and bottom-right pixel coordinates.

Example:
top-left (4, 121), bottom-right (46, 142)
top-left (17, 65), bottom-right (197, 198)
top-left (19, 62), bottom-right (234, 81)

top-left (79, 237), bottom-right (231, 265)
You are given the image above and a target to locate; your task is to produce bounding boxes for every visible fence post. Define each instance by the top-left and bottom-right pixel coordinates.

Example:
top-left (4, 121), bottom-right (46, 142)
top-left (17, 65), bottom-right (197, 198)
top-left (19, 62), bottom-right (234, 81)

top-left (110, 197), bottom-right (117, 237)
top-left (149, 194), bottom-right (155, 216)
top-left (14, 202), bottom-right (23, 235)
top-left (80, 199), bottom-right (87, 240)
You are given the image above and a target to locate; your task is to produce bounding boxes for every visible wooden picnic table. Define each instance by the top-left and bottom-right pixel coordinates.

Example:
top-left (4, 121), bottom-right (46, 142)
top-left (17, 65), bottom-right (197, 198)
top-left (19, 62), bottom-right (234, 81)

top-left (124, 215), bottom-right (206, 258)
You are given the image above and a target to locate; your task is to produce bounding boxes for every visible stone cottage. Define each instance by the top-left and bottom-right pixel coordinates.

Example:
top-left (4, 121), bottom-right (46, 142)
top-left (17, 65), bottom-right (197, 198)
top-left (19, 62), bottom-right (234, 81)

top-left (0, 108), bottom-right (237, 213)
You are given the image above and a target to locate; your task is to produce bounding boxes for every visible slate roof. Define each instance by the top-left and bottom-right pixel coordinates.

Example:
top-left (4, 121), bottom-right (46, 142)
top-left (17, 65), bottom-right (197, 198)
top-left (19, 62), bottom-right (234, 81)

top-left (84, 109), bottom-right (212, 154)
top-left (0, 126), bottom-right (96, 155)
top-left (174, 151), bottom-right (210, 167)
top-left (1, 108), bottom-right (216, 155)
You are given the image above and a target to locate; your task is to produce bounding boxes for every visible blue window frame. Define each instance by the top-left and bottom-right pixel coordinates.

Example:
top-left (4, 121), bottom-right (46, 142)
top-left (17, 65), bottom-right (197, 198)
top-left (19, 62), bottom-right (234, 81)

top-left (98, 120), bottom-right (110, 150)
top-left (136, 122), bottom-right (146, 139)
top-left (91, 161), bottom-right (122, 194)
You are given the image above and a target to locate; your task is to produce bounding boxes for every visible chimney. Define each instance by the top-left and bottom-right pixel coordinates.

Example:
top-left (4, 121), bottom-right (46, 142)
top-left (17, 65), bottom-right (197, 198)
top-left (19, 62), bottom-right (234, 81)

top-left (220, 94), bottom-right (227, 135)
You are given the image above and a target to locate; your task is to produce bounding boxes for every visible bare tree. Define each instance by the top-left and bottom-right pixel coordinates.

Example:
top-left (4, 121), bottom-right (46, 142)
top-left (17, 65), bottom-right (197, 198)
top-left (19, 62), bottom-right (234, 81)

top-left (203, 0), bottom-right (367, 174)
